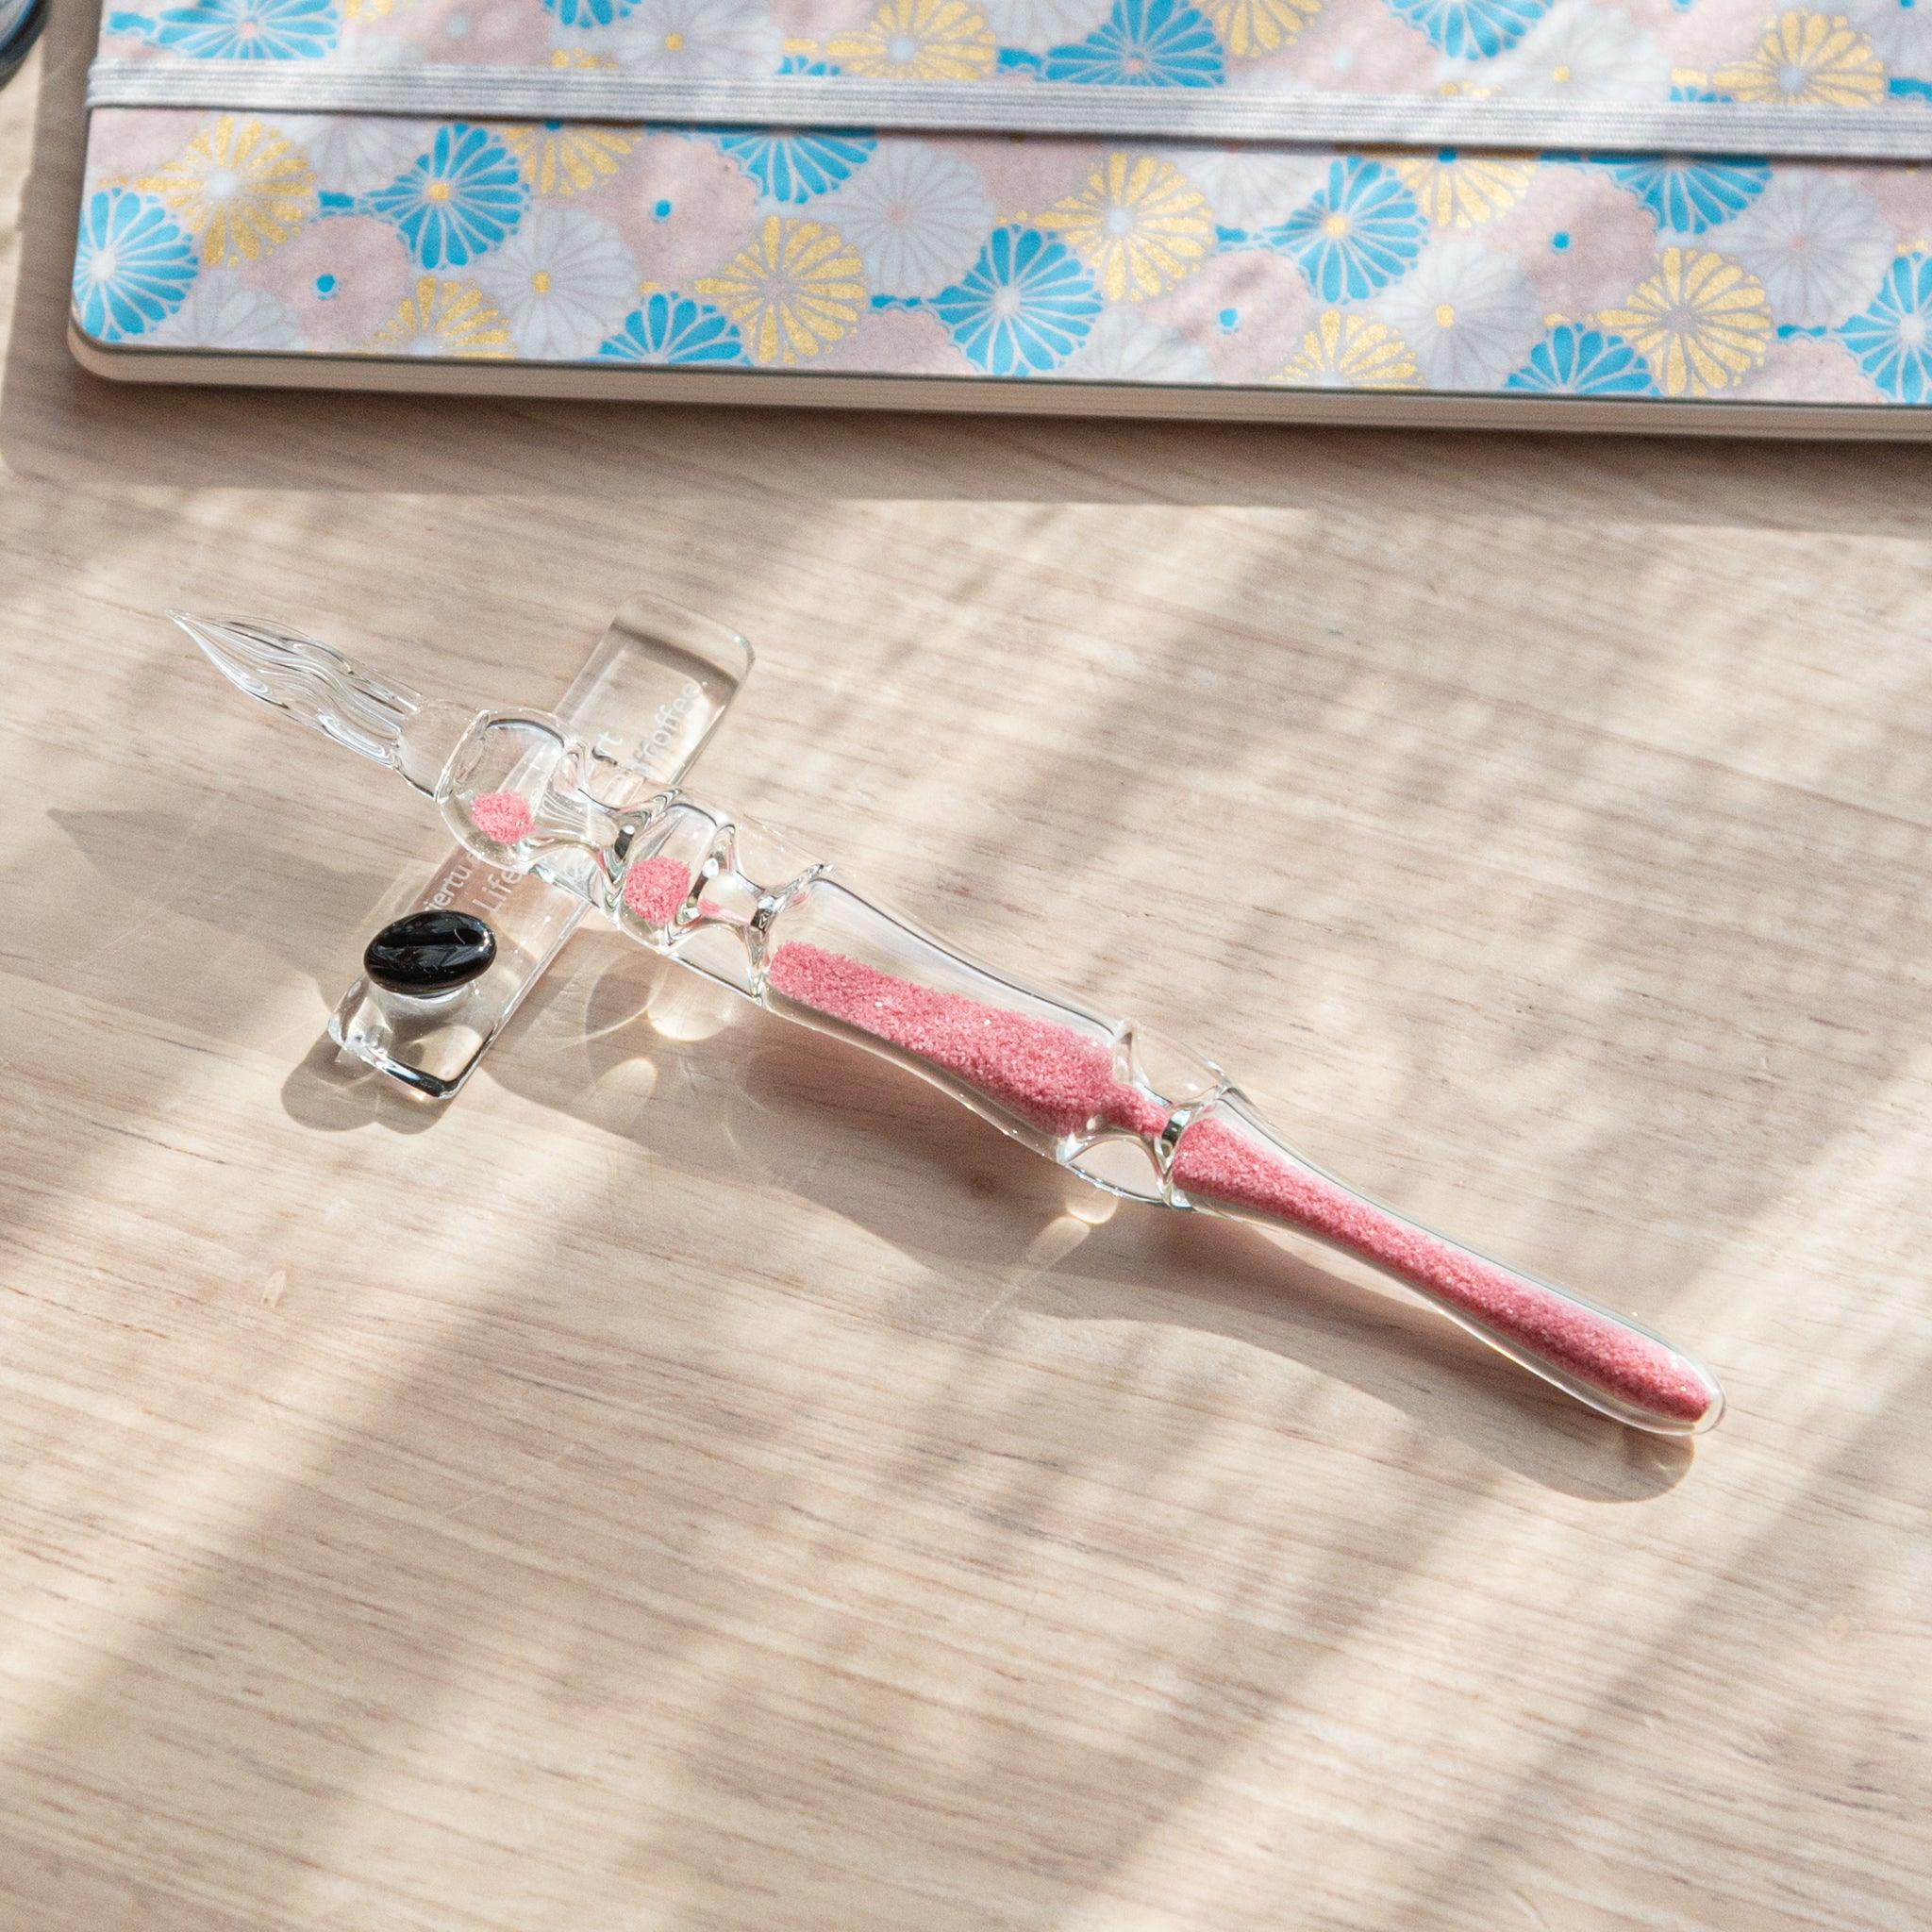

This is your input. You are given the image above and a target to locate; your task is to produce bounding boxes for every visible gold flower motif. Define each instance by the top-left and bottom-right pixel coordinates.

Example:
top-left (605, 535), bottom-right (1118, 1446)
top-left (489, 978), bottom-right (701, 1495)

top-left (1035, 154), bottom-right (1213, 302)
top-left (1199, 0), bottom-right (1321, 58)
top-left (490, 51), bottom-right (633, 192)
top-left (368, 277), bottom-right (513, 358)
top-left (140, 115), bottom-right (314, 268)
top-left (1274, 312), bottom-right (1421, 389)
top-left (1712, 9), bottom-right (1885, 106)
top-left (694, 215), bottom-right (865, 364)
top-left (1387, 151), bottom-right (1534, 228)
top-left (1595, 247), bottom-right (1772, 395)
top-left (825, 0), bottom-right (997, 80)
top-left (498, 123), bottom-right (636, 195)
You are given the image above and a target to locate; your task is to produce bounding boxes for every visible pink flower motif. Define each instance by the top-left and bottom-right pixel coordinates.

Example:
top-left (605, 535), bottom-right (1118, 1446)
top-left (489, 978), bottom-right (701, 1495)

top-left (264, 215), bottom-right (411, 352)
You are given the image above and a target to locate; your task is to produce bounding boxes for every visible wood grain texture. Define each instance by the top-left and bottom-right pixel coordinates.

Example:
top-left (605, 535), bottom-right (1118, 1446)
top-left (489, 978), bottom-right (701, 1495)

top-left (6, 14), bottom-right (1931, 1929)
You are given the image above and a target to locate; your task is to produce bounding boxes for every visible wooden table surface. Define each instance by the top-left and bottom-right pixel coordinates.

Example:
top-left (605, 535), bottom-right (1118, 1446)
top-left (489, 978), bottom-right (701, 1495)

top-left (6, 15), bottom-right (1930, 1929)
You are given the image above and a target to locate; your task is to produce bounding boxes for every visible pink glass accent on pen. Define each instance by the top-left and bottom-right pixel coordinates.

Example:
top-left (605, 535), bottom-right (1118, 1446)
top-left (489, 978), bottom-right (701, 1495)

top-left (759, 941), bottom-right (1713, 1426)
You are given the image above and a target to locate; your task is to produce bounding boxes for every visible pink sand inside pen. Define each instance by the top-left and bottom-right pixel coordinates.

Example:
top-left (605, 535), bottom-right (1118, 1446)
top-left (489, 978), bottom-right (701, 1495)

top-left (470, 800), bottom-right (696, 925)
top-left (472, 790), bottom-right (535, 846)
top-left (623, 854), bottom-right (695, 925)
top-left (569, 849), bottom-right (1709, 1424)
top-left (761, 940), bottom-right (1713, 1426)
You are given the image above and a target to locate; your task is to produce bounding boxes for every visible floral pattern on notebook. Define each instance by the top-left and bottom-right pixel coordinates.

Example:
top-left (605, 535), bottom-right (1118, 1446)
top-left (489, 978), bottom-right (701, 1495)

top-left (75, 0), bottom-right (1932, 407)
top-left (95, 0), bottom-right (1932, 110)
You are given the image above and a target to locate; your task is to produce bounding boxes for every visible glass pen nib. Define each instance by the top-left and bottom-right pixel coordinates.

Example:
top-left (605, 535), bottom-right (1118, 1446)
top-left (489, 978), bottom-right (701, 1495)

top-left (170, 610), bottom-right (424, 767)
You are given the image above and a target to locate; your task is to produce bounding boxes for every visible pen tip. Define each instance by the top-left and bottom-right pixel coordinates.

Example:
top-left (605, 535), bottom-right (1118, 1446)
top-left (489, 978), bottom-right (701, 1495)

top-left (171, 609), bottom-right (424, 763)
top-left (172, 611), bottom-right (260, 692)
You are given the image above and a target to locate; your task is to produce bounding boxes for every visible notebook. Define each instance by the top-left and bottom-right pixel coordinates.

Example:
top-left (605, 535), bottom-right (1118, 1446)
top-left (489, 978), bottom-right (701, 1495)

top-left (75, 0), bottom-right (1932, 430)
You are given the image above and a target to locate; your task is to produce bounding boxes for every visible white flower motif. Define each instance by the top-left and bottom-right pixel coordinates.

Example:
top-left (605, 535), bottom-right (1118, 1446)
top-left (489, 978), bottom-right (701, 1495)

top-left (981, 0), bottom-right (1110, 50)
top-left (281, 112), bottom-right (434, 196)
top-left (472, 205), bottom-right (641, 358)
top-left (151, 271), bottom-right (303, 350)
top-left (275, 36), bottom-right (429, 192)
top-left (1062, 309), bottom-right (1214, 381)
top-left (818, 141), bottom-right (992, 296)
top-left (1723, 173), bottom-right (1893, 328)
top-left (1476, 1), bottom-right (1670, 102)
top-left (1847, 0), bottom-right (1932, 75)
top-left (593, 0), bottom-right (783, 76)
top-left (1165, 147), bottom-right (1330, 233)
top-left (1375, 237), bottom-right (1541, 389)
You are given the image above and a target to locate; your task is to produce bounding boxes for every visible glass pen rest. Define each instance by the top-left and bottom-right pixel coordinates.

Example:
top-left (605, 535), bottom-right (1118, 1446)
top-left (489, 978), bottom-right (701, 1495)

top-left (326, 594), bottom-right (753, 1098)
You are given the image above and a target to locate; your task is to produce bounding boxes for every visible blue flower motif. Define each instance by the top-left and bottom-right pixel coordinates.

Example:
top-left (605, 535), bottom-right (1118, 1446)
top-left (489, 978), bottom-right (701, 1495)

top-left (361, 125), bottom-right (528, 270)
top-left (1505, 325), bottom-right (1658, 396)
top-left (72, 188), bottom-right (198, 341)
top-left (1382, 0), bottom-right (1549, 58)
top-left (1837, 253), bottom-right (1932, 403)
top-left (711, 126), bottom-right (876, 202)
top-left (1604, 155), bottom-right (1770, 235)
top-left (929, 225), bottom-right (1102, 375)
top-left (596, 294), bottom-right (747, 366)
top-left (708, 61), bottom-right (875, 204)
top-left (542, 0), bottom-right (638, 23)
top-left (1601, 94), bottom-right (1769, 235)
top-left (1266, 158), bottom-right (1424, 303)
top-left (1042, 0), bottom-right (1224, 87)
top-left (107, 0), bottom-right (340, 58)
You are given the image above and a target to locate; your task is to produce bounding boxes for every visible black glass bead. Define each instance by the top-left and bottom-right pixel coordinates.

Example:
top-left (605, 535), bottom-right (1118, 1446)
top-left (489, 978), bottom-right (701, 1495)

top-left (363, 910), bottom-right (497, 997)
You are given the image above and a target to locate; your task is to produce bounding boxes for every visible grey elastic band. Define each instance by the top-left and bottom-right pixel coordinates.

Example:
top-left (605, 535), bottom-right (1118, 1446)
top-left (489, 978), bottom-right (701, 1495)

top-left (85, 58), bottom-right (1932, 159)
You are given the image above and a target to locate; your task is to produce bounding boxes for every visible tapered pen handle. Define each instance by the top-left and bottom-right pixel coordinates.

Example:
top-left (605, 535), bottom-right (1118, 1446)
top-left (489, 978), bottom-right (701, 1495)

top-left (1163, 1119), bottom-right (1724, 1433)
top-left (754, 931), bottom-right (1723, 1435)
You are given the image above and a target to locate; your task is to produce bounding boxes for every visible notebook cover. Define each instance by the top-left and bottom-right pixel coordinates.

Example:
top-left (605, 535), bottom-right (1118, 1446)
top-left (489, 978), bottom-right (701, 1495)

top-left (73, 0), bottom-right (1932, 425)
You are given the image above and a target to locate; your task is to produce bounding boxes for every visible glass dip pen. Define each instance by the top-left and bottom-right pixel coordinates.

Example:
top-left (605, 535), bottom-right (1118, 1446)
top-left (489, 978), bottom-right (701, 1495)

top-left (178, 598), bottom-right (1724, 1438)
